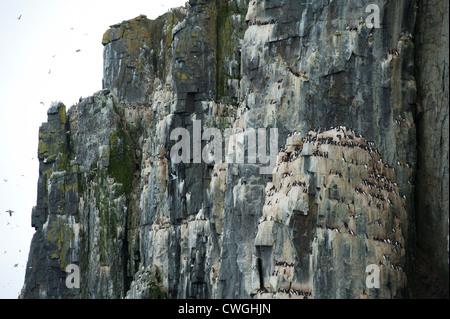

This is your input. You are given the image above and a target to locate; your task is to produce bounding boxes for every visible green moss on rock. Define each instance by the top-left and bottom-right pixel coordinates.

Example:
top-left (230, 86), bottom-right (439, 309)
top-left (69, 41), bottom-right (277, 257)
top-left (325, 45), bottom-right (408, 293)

top-left (46, 216), bottom-right (73, 269)
top-left (108, 106), bottom-right (136, 194)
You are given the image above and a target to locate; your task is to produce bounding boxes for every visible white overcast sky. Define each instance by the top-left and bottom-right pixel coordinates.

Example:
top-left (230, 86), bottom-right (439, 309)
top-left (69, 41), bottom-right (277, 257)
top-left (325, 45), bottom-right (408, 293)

top-left (0, 0), bottom-right (187, 299)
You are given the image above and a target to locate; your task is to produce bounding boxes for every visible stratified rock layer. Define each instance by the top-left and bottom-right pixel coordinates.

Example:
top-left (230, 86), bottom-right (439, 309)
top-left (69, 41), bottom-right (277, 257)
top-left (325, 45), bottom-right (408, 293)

top-left (22, 0), bottom-right (448, 299)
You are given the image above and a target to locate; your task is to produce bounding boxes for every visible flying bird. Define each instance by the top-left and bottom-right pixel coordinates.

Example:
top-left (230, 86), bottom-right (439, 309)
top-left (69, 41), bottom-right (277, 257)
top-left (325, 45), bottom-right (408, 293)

top-left (17, 15), bottom-right (22, 20)
top-left (75, 49), bottom-right (81, 53)
top-left (5, 210), bottom-right (14, 217)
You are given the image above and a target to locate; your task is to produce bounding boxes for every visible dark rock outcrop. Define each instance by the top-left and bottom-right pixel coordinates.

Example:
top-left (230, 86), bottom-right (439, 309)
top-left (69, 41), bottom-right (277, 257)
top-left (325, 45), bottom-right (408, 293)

top-left (411, 0), bottom-right (449, 298)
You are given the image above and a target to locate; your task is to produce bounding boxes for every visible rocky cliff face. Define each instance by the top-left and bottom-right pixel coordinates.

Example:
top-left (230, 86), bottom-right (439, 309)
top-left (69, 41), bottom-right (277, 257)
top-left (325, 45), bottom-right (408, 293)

top-left (22, 0), bottom-right (448, 299)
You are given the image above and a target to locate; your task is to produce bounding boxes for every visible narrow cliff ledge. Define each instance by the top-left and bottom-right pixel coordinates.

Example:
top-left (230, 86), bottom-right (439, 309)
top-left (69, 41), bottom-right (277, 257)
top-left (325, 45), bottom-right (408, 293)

top-left (22, 0), bottom-right (448, 299)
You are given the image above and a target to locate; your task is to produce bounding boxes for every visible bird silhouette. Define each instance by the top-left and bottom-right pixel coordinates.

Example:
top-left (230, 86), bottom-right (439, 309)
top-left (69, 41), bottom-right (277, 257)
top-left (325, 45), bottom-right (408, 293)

top-left (5, 210), bottom-right (14, 217)
top-left (17, 15), bottom-right (22, 20)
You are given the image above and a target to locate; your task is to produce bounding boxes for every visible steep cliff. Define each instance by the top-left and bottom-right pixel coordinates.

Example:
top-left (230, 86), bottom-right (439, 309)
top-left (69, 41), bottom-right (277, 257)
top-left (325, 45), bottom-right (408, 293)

top-left (412, 0), bottom-right (449, 298)
top-left (22, 0), bottom-right (448, 299)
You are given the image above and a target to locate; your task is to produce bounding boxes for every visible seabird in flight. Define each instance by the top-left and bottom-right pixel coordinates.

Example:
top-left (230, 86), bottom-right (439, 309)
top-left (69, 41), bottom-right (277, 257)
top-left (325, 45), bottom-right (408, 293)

top-left (17, 15), bottom-right (22, 20)
top-left (5, 210), bottom-right (14, 217)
